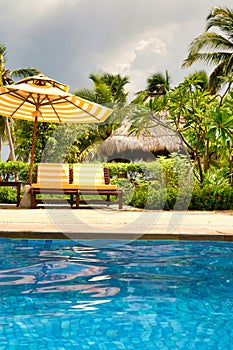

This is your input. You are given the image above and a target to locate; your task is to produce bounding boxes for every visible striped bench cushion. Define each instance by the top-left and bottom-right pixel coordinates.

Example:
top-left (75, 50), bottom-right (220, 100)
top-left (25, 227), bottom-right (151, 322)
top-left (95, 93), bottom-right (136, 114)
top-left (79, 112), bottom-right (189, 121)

top-left (31, 163), bottom-right (71, 188)
top-left (72, 164), bottom-right (117, 190)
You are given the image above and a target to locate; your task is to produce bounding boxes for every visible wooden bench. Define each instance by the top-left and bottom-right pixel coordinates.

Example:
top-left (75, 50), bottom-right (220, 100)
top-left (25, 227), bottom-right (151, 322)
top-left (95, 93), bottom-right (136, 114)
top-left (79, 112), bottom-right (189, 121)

top-left (72, 163), bottom-right (123, 209)
top-left (31, 163), bottom-right (79, 208)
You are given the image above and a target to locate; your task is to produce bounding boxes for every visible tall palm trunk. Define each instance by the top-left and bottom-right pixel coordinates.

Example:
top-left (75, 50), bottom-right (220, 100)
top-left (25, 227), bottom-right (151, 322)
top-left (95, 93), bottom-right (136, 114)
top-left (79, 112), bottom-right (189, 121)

top-left (0, 137), bottom-right (2, 161)
top-left (0, 50), bottom-right (15, 161)
top-left (5, 117), bottom-right (15, 160)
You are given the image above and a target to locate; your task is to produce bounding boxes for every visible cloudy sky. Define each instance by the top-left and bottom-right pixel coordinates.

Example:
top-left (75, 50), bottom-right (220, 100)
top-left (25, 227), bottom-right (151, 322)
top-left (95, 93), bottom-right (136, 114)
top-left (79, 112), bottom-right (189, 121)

top-left (1, 0), bottom-right (232, 100)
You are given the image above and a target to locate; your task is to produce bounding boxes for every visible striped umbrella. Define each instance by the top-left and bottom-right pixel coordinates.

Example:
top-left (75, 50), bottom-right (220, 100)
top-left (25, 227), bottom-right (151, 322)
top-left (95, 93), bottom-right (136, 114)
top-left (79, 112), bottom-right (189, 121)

top-left (0, 74), bottom-right (113, 183)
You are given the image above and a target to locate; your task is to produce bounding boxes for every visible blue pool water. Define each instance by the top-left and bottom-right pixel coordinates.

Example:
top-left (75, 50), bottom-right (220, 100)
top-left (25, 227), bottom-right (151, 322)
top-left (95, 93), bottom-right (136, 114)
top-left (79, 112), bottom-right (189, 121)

top-left (0, 238), bottom-right (233, 350)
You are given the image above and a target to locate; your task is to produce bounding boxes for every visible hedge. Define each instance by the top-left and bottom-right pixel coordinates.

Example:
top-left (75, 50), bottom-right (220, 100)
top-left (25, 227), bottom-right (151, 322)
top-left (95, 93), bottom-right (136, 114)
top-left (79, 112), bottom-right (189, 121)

top-left (0, 161), bottom-right (31, 183)
top-left (0, 159), bottom-right (232, 210)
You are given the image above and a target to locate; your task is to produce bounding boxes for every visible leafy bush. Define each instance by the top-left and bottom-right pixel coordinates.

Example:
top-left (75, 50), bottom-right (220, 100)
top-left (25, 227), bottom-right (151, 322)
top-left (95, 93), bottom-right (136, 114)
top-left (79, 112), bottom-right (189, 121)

top-left (175, 186), bottom-right (194, 210)
top-left (0, 188), bottom-right (17, 203)
top-left (0, 158), bottom-right (232, 210)
top-left (110, 178), bottom-right (134, 204)
top-left (108, 155), bottom-right (193, 210)
top-left (0, 161), bottom-right (31, 183)
top-left (128, 182), bottom-right (193, 211)
top-left (106, 154), bottom-right (192, 189)
top-left (202, 167), bottom-right (232, 186)
top-left (189, 184), bottom-right (233, 210)
top-left (129, 181), bottom-right (148, 208)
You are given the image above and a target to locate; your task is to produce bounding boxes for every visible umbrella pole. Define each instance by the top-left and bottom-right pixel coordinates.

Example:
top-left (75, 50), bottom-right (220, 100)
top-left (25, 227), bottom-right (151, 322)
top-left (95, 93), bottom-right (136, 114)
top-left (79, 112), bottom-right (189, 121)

top-left (29, 113), bottom-right (39, 185)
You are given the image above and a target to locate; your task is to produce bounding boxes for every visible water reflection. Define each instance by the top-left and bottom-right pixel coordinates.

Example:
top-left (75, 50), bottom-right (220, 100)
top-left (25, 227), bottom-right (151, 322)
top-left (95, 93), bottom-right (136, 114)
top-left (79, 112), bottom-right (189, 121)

top-left (23, 284), bottom-right (120, 297)
top-left (71, 299), bottom-right (112, 311)
top-left (0, 245), bottom-right (120, 301)
top-left (0, 262), bottom-right (105, 285)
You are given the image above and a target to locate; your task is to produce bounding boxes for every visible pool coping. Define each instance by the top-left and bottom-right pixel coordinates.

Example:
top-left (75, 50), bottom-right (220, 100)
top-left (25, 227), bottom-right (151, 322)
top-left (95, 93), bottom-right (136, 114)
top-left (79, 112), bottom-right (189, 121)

top-left (0, 231), bottom-right (233, 242)
top-left (0, 208), bottom-right (232, 241)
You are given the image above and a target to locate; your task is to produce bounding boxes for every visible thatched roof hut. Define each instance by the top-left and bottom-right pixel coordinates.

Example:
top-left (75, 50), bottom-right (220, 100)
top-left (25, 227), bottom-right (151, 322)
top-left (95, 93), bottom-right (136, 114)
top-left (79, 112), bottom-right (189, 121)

top-left (99, 121), bottom-right (183, 162)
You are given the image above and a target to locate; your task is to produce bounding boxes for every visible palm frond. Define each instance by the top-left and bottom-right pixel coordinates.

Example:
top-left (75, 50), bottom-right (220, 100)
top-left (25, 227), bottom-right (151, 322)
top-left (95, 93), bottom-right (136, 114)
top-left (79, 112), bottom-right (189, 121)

top-left (73, 88), bottom-right (98, 102)
top-left (206, 7), bottom-right (233, 32)
top-left (10, 68), bottom-right (39, 80)
top-left (0, 43), bottom-right (7, 58)
top-left (208, 60), bottom-right (228, 93)
top-left (182, 6), bottom-right (233, 92)
top-left (183, 32), bottom-right (233, 67)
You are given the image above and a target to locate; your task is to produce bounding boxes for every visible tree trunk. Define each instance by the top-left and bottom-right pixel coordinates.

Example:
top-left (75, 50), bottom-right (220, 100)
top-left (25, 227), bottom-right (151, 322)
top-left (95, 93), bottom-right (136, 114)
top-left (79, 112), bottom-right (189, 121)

top-left (5, 117), bottom-right (15, 160)
top-left (196, 152), bottom-right (204, 183)
top-left (227, 140), bottom-right (233, 186)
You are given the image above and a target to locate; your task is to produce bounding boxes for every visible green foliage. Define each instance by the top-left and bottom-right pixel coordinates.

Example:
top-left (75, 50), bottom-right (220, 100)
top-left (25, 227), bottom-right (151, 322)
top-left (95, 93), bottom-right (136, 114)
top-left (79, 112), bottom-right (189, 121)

top-left (13, 120), bottom-right (57, 163)
top-left (0, 158), bottom-right (232, 211)
top-left (75, 72), bottom-right (129, 106)
top-left (130, 180), bottom-right (149, 208)
top-left (37, 124), bottom-right (99, 163)
top-left (110, 178), bottom-right (133, 204)
top-left (146, 181), bottom-right (167, 209)
top-left (106, 158), bottom-right (232, 211)
top-left (0, 160), bottom-right (27, 181)
top-left (202, 167), bottom-right (231, 186)
top-left (0, 187), bottom-right (17, 203)
top-left (125, 178), bottom-right (232, 211)
top-left (205, 107), bottom-right (233, 142)
top-left (106, 154), bottom-right (192, 188)
top-left (127, 181), bottom-right (193, 211)
top-left (18, 163), bottom-right (32, 183)
top-left (189, 184), bottom-right (233, 210)
top-left (188, 166), bottom-right (233, 210)
top-left (182, 6), bottom-right (233, 93)
top-left (146, 71), bottom-right (171, 95)
top-left (144, 76), bottom-right (233, 183)
top-left (106, 156), bottom-right (193, 210)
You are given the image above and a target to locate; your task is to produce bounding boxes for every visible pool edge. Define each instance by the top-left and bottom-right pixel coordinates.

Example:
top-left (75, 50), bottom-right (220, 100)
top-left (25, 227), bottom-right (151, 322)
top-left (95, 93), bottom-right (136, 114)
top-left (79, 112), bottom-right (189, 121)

top-left (0, 231), bottom-right (233, 242)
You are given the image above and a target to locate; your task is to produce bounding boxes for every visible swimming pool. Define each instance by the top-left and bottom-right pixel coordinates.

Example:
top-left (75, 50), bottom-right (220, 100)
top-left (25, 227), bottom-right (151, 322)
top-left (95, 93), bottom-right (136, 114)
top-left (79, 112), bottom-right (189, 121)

top-left (0, 238), bottom-right (232, 350)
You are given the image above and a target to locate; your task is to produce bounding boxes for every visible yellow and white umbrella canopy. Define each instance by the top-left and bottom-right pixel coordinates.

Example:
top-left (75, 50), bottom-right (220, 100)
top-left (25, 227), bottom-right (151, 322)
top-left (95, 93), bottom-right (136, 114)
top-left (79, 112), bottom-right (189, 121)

top-left (0, 73), bottom-right (112, 123)
top-left (0, 74), bottom-right (113, 183)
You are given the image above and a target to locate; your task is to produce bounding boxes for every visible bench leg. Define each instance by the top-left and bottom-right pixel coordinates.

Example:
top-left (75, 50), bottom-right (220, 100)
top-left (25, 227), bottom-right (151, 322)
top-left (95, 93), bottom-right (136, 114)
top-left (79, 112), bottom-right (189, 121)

top-left (70, 194), bottom-right (73, 207)
top-left (16, 183), bottom-right (21, 207)
top-left (31, 191), bottom-right (35, 209)
top-left (75, 191), bottom-right (80, 208)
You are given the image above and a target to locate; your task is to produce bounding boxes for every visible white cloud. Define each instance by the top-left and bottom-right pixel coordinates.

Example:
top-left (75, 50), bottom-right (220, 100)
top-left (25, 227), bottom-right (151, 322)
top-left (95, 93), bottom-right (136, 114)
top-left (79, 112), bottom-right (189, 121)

top-left (93, 26), bottom-right (173, 97)
top-left (135, 38), bottom-right (166, 55)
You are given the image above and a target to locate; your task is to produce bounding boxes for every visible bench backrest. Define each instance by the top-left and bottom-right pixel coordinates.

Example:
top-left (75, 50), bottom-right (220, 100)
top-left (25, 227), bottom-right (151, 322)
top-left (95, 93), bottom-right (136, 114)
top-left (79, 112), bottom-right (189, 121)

top-left (72, 164), bottom-right (110, 188)
top-left (35, 163), bottom-right (70, 185)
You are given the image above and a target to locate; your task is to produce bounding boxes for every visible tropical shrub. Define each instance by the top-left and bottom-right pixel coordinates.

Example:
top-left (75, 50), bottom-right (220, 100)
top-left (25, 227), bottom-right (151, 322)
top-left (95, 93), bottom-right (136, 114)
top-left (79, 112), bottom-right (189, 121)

top-left (0, 187), bottom-right (17, 203)
top-left (110, 178), bottom-right (134, 204)
top-left (189, 184), bottom-right (233, 210)
top-left (129, 180), bottom-right (149, 208)
top-left (0, 161), bottom-right (31, 183)
top-left (0, 158), bottom-right (232, 210)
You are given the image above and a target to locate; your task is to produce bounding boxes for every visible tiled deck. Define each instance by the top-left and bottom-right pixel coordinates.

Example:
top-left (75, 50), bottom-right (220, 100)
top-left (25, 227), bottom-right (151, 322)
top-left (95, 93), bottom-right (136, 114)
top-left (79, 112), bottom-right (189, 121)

top-left (0, 206), bottom-right (232, 241)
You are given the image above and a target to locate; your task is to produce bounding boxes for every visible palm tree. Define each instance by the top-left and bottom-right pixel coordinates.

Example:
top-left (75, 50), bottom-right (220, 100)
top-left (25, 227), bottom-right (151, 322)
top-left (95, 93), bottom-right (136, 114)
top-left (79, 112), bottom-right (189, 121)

top-left (71, 72), bottom-right (130, 161)
top-left (146, 70), bottom-right (171, 95)
top-left (133, 70), bottom-right (171, 103)
top-left (182, 6), bottom-right (233, 93)
top-left (0, 116), bottom-right (6, 159)
top-left (74, 72), bottom-right (129, 106)
top-left (96, 73), bottom-right (130, 104)
top-left (185, 70), bottom-right (209, 91)
top-left (0, 42), bottom-right (38, 160)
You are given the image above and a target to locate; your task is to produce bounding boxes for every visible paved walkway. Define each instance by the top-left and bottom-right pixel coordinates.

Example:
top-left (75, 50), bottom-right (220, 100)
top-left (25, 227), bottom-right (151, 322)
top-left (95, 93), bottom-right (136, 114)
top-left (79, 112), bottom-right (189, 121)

top-left (0, 206), bottom-right (232, 241)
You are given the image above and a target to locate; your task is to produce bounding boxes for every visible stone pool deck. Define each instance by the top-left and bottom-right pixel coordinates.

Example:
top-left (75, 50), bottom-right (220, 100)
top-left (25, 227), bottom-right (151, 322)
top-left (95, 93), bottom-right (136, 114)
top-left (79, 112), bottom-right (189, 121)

top-left (0, 206), bottom-right (232, 241)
